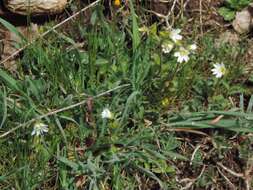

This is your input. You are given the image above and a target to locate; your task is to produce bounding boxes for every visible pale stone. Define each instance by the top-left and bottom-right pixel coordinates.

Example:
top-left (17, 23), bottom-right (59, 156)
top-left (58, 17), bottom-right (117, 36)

top-left (3, 0), bottom-right (67, 15)
top-left (232, 9), bottom-right (252, 34)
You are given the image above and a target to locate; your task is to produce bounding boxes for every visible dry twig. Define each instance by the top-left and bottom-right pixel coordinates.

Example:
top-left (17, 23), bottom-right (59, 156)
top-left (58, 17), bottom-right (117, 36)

top-left (0, 84), bottom-right (130, 138)
top-left (217, 167), bottom-right (237, 190)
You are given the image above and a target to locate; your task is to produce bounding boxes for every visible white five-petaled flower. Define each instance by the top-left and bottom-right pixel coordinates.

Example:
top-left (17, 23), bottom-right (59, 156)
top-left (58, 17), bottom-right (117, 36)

top-left (162, 42), bottom-right (174, 54)
top-left (211, 63), bottom-right (226, 78)
top-left (169, 29), bottom-right (183, 43)
top-left (101, 108), bottom-right (113, 119)
top-left (174, 47), bottom-right (190, 63)
top-left (189, 44), bottom-right (197, 51)
top-left (31, 122), bottom-right (48, 136)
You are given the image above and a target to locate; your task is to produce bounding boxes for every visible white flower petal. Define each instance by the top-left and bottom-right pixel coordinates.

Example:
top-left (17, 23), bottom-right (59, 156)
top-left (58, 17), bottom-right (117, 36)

top-left (211, 63), bottom-right (226, 78)
top-left (184, 56), bottom-right (189, 62)
top-left (174, 48), bottom-right (190, 63)
top-left (178, 57), bottom-right (183, 63)
top-left (32, 122), bottom-right (48, 137)
top-left (162, 42), bottom-right (174, 54)
top-left (42, 127), bottom-right (49, 133)
top-left (174, 52), bottom-right (180, 57)
top-left (31, 130), bottom-right (36, 136)
top-left (101, 108), bottom-right (113, 119)
top-left (189, 44), bottom-right (197, 51)
top-left (170, 29), bottom-right (183, 42)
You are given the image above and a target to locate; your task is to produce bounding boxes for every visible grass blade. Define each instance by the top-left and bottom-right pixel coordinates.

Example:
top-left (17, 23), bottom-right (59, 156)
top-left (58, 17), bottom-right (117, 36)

top-left (240, 94), bottom-right (244, 112)
top-left (129, 0), bottom-right (140, 52)
top-left (57, 156), bottom-right (79, 171)
top-left (246, 95), bottom-right (253, 113)
top-left (0, 88), bottom-right (7, 128)
top-left (0, 69), bottom-right (21, 91)
top-left (0, 17), bottom-right (26, 42)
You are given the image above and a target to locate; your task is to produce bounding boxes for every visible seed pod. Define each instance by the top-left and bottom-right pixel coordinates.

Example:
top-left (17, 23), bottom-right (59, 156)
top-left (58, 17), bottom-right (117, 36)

top-left (3, 0), bottom-right (67, 16)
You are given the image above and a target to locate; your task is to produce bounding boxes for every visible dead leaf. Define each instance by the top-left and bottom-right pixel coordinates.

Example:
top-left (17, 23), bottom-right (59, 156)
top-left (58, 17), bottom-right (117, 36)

top-left (75, 175), bottom-right (87, 189)
top-left (210, 115), bottom-right (224, 124)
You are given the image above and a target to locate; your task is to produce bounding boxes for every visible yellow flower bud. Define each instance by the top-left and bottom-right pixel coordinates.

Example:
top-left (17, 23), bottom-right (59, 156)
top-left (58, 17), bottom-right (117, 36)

top-left (161, 98), bottom-right (170, 107)
top-left (114, 0), bottom-right (121, 6)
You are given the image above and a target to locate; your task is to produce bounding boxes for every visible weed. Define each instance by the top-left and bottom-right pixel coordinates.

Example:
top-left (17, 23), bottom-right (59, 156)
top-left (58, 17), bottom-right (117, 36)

top-left (0, 1), bottom-right (252, 189)
top-left (218, 0), bottom-right (253, 21)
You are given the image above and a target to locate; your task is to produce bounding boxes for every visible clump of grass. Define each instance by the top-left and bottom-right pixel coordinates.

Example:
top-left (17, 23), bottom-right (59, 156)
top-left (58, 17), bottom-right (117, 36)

top-left (0, 1), bottom-right (253, 189)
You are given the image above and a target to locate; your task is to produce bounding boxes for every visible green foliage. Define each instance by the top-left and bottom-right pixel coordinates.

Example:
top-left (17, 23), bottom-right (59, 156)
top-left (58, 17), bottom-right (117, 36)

top-left (218, 0), bottom-right (253, 21)
top-left (226, 0), bottom-right (253, 10)
top-left (0, 2), bottom-right (252, 190)
top-left (218, 7), bottom-right (236, 21)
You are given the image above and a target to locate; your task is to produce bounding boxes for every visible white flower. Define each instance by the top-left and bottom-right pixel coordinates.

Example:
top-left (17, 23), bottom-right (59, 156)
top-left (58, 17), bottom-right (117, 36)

top-left (162, 42), bottom-right (174, 54)
top-left (189, 44), bottom-right (197, 51)
top-left (31, 122), bottom-right (48, 136)
top-left (169, 29), bottom-right (183, 43)
top-left (174, 47), bottom-right (190, 63)
top-left (101, 108), bottom-right (113, 119)
top-left (211, 63), bottom-right (226, 78)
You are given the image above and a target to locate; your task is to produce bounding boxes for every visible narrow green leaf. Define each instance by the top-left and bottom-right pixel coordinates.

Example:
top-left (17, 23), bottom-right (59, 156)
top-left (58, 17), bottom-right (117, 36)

top-left (129, 0), bottom-right (140, 52)
top-left (0, 17), bottom-right (25, 42)
top-left (0, 69), bottom-right (20, 91)
top-left (240, 94), bottom-right (244, 112)
top-left (246, 95), bottom-right (253, 113)
top-left (120, 90), bottom-right (140, 125)
top-left (57, 156), bottom-right (79, 171)
top-left (0, 88), bottom-right (7, 128)
top-left (133, 164), bottom-right (166, 190)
